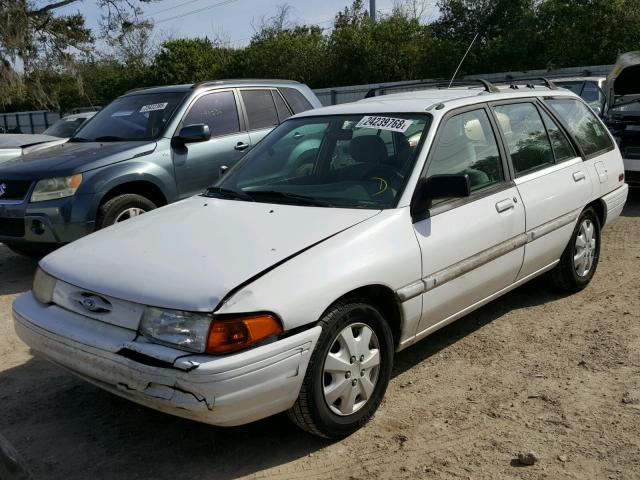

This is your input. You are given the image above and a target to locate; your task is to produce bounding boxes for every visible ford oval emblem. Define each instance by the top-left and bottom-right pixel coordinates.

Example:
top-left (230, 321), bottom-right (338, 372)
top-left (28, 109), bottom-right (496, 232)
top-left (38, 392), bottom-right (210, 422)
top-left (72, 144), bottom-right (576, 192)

top-left (77, 294), bottom-right (112, 314)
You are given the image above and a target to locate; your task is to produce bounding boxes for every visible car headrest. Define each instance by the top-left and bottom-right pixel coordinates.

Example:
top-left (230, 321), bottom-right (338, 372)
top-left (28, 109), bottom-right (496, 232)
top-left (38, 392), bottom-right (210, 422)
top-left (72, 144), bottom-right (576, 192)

top-left (464, 118), bottom-right (486, 142)
top-left (350, 135), bottom-right (388, 164)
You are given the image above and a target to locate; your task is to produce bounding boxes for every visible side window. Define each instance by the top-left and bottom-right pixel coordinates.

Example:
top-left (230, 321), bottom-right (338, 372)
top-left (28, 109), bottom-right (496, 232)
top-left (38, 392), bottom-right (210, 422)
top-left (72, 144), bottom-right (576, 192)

top-left (280, 87), bottom-right (314, 114)
top-left (545, 98), bottom-right (614, 156)
top-left (182, 91), bottom-right (240, 137)
top-left (272, 91), bottom-right (292, 122)
top-left (241, 89), bottom-right (279, 130)
top-left (539, 109), bottom-right (576, 162)
top-left (427, 109), bottom-right (504, 192)
top-left (494, 103), bottom-right (554, 176)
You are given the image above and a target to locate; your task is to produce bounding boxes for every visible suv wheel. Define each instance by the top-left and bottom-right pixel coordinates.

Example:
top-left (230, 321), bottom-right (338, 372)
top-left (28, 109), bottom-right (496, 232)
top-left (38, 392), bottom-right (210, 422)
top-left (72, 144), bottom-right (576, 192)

top-left (97, 194), bottom-right (156, 229)
top-left (549, 207), bottom-right (601, 292)
top-left (288, 298), bottom-right (394, 438)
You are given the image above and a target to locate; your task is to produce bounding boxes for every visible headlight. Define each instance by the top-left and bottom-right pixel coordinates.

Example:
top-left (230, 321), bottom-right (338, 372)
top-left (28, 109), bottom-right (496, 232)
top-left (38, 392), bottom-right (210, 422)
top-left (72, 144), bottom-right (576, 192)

top-left (33, 268), bottom-right (56, 304)
top-left (30, 174), bottom-right (82, 202)
top-left (140, 307), bottom-right (212, 353)
top-left (139, 307), bottom-right (283, 355)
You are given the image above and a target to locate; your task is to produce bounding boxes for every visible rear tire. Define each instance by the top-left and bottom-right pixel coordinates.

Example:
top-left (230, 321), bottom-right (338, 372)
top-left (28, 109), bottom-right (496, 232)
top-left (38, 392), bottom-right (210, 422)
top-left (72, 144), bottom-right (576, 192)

top-left (96, 194), bottom-right (156, 229)
top-left (549, 207), bottom-right (601, 292)
top-left (287, 298), bottom-right (394, 439)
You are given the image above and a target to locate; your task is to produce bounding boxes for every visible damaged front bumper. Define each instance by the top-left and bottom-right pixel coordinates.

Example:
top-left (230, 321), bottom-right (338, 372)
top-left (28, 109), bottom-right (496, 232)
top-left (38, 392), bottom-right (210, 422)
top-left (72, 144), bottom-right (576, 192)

top-left (12, 292), bottom-right (321, 427)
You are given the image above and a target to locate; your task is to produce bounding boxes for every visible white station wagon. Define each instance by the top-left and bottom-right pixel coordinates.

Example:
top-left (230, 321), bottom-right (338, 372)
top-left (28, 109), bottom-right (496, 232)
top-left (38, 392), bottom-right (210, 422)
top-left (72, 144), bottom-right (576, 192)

top-left (13, 81), bottom-right (629, 438)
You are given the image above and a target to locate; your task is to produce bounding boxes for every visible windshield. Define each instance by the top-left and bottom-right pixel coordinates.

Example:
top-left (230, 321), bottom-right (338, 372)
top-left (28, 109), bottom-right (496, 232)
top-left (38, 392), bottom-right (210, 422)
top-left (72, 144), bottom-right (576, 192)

top-left (71, 92), bottom-right (185, 142)
top-left (213, 113), bottom-right (431, 209)
top-left (43, 116), bottom-right (91, 138)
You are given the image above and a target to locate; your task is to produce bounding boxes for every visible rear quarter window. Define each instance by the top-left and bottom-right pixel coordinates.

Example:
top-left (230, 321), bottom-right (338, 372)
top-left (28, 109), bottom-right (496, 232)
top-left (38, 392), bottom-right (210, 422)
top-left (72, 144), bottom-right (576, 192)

top-left (280, 87), bottom-right (314, 114)
top-left (545, 98), bottom-right (613, 157)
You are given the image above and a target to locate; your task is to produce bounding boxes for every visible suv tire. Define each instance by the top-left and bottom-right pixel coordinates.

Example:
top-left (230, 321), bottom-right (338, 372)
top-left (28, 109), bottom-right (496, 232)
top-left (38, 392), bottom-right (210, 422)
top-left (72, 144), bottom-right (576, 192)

top-left (97, 194), bottom-right (156, 229)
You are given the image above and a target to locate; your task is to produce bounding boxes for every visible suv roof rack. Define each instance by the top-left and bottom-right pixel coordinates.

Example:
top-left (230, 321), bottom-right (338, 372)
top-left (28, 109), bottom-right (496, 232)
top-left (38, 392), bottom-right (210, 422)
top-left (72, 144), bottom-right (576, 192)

top-left (191, 79), bottom-right (301, 89)
top-left (492, 77), bottom-right (559, 90)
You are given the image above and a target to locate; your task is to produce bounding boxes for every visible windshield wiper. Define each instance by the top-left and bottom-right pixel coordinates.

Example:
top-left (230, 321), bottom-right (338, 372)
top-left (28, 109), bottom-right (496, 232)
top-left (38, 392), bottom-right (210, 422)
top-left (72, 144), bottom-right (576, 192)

top-left (202, 186), bottom-right (255, 202)
top-left (68, 137), bottom-right (89, 143)
top-left (93, 135), bottom-right (128, 142)
top-left (246, 190), bottom-right (333, 207)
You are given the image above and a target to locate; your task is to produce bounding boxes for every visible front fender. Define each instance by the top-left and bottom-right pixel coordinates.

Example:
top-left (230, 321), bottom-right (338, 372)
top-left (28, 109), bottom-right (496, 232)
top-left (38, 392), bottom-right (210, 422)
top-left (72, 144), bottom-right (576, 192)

top-left (215, 208), bottom-right (423, 341)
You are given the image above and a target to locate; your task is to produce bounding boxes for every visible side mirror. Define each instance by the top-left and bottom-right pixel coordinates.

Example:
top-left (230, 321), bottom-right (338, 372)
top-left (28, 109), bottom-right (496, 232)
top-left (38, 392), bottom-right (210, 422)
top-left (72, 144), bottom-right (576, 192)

top-left (410, 174), bottom-right (471, 219)
top-left (177, 124), bottom-right (211, 143)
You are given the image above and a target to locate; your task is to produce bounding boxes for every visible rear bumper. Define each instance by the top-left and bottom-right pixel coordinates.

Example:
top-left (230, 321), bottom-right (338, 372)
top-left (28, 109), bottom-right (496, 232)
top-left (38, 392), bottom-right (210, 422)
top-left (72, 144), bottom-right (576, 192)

top-left (12, 293), bottom-right (321, 426)
top-left (602, 183), bottom-right (629, 226)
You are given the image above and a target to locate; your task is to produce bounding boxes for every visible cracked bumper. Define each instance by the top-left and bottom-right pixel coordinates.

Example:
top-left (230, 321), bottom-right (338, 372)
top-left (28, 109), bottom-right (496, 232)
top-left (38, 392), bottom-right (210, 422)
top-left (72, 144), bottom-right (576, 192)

top-left (12, 292), bottom-right (321, 427)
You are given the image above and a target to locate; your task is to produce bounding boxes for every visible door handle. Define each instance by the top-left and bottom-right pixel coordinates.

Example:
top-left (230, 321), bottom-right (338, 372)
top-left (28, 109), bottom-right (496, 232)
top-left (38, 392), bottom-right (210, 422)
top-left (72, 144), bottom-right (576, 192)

top-left (495, 198), bottom-right (515, 213)
top-left (234, 142), bottom-right (250, 151)
top-left (573, 171), bottom-right (586, 182)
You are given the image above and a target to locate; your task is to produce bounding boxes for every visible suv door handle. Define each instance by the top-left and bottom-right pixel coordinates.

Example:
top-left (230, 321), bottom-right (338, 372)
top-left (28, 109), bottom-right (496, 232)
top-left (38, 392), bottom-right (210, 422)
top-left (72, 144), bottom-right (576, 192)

top-left (573, 171), bottom-right (586, 182)
top-left (495, 199), bottom-right (515, 213)
top-left (234, 142), bottom-right (250, 151)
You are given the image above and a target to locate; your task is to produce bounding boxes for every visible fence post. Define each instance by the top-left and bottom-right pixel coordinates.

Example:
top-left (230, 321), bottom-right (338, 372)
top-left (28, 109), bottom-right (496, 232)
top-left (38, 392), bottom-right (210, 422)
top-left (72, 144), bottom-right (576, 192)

top-left (330, 89), bottom-right (337, 106)
top-left (28, 112), bottom-right (34, 134)
top-left (15, 113), bottom-right (20, 133)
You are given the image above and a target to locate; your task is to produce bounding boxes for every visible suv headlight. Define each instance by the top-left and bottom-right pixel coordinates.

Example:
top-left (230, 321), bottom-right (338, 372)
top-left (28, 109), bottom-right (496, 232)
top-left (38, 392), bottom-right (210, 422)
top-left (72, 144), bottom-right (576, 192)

top-left (30, 174), bottom-right (82, 202)
top-left (33, 268), bottom-right (57, 304)
top-left (139, 307), bottom-right (283, 355)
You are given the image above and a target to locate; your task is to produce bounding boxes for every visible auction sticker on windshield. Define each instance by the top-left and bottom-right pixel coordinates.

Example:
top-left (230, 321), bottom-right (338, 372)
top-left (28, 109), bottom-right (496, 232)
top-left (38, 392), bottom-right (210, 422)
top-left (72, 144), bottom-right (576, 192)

top-left (356, 116), bottom-right (414, 132)
top-left (140, 103), bottom-right (168, 113)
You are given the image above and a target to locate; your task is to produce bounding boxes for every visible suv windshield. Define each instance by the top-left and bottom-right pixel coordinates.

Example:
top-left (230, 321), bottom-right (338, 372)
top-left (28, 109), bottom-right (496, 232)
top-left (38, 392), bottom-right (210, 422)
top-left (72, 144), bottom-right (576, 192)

top-left (71, 92), bottom-right (185, 142)
top-left (213, 113), bottom-right (431, 209)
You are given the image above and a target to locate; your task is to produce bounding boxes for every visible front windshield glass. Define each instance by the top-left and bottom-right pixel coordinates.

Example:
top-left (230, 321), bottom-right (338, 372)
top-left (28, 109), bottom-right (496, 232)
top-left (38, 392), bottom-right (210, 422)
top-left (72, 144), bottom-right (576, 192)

top-left (43, 116), bottom-right (90, 138)
top-left (214, 113), bottom-right (431, 209)
top-left (71, 92), bottom-right (185, 142)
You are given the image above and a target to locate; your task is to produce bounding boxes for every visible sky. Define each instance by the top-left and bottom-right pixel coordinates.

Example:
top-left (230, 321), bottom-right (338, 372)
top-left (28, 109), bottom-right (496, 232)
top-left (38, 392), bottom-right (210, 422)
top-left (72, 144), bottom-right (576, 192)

top-left (56, 0), bottom-right (439, 48)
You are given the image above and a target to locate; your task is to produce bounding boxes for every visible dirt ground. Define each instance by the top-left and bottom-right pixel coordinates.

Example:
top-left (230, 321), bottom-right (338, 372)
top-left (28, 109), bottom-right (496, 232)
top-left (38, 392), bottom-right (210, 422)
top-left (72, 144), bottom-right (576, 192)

top-left (1, 189), bottom-right (639, 480)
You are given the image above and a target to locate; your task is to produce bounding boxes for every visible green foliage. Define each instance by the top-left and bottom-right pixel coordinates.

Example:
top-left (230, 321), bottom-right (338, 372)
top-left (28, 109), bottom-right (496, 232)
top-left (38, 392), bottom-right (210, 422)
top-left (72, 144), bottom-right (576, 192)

top-left (2, 0), bottom-right (640, 113)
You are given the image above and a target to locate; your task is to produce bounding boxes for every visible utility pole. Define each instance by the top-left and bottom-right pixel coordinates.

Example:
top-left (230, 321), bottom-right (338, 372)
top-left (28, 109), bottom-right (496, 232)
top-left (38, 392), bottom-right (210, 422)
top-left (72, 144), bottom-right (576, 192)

top-left (370, 0), bottom-right (376, 22)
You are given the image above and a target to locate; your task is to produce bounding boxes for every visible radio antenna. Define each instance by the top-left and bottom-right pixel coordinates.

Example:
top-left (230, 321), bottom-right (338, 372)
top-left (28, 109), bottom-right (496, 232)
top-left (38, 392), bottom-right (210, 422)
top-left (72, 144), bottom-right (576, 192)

top-left (448, 32), bottom-right (479, 89)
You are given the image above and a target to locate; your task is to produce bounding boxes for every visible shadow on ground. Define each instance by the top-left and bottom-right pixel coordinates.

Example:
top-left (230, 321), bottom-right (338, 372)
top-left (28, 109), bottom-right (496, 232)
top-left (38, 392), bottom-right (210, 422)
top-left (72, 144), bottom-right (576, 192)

top-left (0, 245), bottom-right (37, 296)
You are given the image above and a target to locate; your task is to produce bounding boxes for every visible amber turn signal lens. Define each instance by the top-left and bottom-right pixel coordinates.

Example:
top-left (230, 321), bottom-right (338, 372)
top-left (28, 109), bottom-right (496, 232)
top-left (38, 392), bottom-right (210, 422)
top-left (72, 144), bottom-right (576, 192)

top-left (206, 315), bottom-right (283, 354)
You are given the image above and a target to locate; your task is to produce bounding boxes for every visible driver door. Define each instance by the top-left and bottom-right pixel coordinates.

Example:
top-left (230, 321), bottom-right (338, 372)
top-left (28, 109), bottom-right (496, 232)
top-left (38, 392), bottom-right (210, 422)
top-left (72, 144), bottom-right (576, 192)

top-left (172, 90), bottom-right (251, 198)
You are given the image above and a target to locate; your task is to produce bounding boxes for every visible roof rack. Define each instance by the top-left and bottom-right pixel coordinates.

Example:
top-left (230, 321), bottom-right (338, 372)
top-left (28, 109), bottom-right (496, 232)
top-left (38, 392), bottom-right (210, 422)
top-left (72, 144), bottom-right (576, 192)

top-left (490, 77), bottom-right (558, 90)
top-left (363, 78), bottom-right (501, 99)
top-left (191, 78), bottom-right (301, 89)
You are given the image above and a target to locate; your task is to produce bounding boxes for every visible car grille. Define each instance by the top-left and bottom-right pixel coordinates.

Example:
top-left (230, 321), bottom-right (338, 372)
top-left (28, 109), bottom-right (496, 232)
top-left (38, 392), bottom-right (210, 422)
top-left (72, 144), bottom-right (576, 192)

top-left (0, 218), bottom-right (25, 237)
top-left (0, 180), bottom-right (32, 201)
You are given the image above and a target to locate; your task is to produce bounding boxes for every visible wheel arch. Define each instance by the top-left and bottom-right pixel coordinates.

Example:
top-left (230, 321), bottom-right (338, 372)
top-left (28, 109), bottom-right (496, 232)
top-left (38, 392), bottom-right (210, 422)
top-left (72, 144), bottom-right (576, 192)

top-left (97, 180), bottom-right (169, 210)
top-left (325, 284), bottom-right (403, 350)
top-left (585, 198), bottom-right (606, 227)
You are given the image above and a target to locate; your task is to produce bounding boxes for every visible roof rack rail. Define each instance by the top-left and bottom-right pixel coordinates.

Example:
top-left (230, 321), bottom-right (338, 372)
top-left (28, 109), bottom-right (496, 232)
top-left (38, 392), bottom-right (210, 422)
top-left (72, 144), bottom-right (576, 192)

top-left (363, 78), bottom-right (500, 99)
top-left (191, 78), bottom-right (301, 89)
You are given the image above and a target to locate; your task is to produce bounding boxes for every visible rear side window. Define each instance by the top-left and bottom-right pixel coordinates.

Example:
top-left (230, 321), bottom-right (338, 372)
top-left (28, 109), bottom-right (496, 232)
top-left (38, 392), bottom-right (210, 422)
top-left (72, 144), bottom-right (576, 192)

top-left (183, 91), bottom-right (240, 137)
top-left (428, 109), bottom-right (504, 193)
top-left (272, 91), bottom-right (292, 121)
top-left (280, 87), bottom-right (313, 114)
top-left (241, 90), bottom-right (279, 130)
top-left (539, 109), bottom-right (576, 162)
top-left (545, 98), bottom-right (613, 156)
top-left (494, 103), bottom-right (554, 176)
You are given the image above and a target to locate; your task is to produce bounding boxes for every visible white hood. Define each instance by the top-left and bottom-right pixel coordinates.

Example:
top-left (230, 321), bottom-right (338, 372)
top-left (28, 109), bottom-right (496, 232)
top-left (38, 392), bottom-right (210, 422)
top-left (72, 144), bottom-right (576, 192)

top-left (40, 196), bottom-right (380, 312)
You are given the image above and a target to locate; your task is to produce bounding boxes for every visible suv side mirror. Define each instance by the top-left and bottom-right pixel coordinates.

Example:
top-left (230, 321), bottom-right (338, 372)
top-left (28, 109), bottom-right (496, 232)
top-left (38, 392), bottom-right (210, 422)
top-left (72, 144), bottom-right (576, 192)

top-left (177, 124), bottom-right (211, 143)
top-left (410, 174), bottom-right (471, 220)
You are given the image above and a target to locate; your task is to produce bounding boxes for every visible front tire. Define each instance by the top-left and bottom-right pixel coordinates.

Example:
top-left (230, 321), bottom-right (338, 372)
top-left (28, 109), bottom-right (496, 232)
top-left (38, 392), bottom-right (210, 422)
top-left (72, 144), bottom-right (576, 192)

top-left (96, 194), bottom-right (156, 229)
top-left (549, 207), bottom-right (601, 292)
top-left (288, 298), bottom-right (394, 439)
